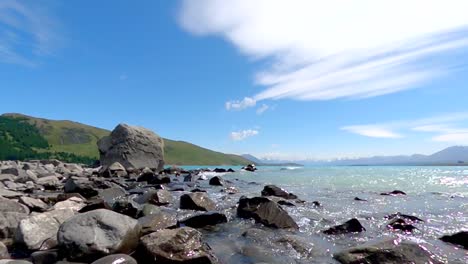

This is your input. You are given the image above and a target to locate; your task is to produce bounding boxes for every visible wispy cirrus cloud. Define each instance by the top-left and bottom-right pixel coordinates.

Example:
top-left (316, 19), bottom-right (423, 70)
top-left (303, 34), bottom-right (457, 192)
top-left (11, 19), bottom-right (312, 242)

top-left (179, 0), bottom-right (468, 109)
top-left (230, 129), bottom-right (259, 141)
top-left (0, 0), bottom-right (59, 66)
top-left (256, 104), bottom-right (269, 115)
top-left (225, 97), bottom-right (256, 111)
top-left (342, 112), bottom-right (468, 144)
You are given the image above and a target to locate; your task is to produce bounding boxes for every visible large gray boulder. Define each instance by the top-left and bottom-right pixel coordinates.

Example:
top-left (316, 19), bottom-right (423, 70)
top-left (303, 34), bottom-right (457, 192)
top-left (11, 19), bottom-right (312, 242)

top-left (57, 209), bottom-right (140, 261)
top-left (0, 212), bottom-right (28, 239)
top-left (97, 124), bottom-right (164, 171)
top-left (334, 239), bottom-right (443, 264)
top-left (139, 227), bottom-right (218, 263)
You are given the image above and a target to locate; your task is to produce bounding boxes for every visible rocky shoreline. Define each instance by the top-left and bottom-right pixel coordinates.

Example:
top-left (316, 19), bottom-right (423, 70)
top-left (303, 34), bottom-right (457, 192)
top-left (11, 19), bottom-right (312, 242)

top-left (0, 124), bottom-right (466, 263)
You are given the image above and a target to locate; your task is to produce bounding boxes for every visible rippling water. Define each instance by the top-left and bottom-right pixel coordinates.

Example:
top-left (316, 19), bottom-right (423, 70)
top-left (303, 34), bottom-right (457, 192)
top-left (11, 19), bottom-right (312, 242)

top-left (182, 166), bottom-right (468, 263)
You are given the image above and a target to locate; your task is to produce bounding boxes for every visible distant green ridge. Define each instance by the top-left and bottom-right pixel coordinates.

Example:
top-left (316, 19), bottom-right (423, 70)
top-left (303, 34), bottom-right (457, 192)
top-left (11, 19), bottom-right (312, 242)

top-left (0, 113), bottom-right (252, 166)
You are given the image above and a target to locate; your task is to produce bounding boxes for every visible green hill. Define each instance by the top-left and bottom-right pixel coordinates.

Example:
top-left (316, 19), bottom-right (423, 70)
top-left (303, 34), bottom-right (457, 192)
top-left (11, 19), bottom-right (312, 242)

top-left (0, 113), bottom-right (251, 166)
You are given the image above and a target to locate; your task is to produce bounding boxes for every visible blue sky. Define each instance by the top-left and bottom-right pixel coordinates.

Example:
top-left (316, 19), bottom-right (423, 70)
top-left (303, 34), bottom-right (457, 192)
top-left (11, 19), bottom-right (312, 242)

top-left (1, 0), bottom-right (468, 160)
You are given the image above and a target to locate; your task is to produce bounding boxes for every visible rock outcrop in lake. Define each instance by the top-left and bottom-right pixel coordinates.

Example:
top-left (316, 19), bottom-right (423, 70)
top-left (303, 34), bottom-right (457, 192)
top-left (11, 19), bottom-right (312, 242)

top-left (98, 124), bottom-right (164, 171)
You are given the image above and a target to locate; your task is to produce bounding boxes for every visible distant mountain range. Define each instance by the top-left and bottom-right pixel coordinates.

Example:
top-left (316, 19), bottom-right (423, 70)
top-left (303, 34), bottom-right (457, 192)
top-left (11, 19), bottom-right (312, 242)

top-left (245, 146), bottom-right (468, 166)
top-left (0, 113), bottom-right (251, 166)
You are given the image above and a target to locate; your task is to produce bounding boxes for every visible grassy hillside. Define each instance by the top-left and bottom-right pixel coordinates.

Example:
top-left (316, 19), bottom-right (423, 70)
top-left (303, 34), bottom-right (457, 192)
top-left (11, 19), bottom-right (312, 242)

top-left (0, 113), bottom-right (252, 165)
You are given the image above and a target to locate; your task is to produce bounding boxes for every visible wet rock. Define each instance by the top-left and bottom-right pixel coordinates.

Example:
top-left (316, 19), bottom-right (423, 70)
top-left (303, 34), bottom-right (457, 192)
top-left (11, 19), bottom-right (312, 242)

top-left (354, 197), bottom-right (367, 201)
top-left (213, 168), bottom-right (227, 173)
top-left (237, 196), bottom-right (299, 229)
top-left (242, 164), bottom-right (257, 172)
top-left (57, 209), bottom-right (140, 261)
top-left (312, 201), bottom-right (322, 208)
top-left (18, 197), bottom-right (48, 212)
top-left (183, 174), bottom-right (197, 182)
top-left (261, 185), bottom-right (298, 200)
top-left (440, 231), bottom-right (468, 249)
top-left (91, 254), bottom-right (137, 264)
top-left (0, 212), bottom-right (28, 239)
top-left (334, 239), bottom-right (443, 264)
top-left (191, 188), bottom-right (206, 193)
top-left (277, 200), bottom-right (295, 207)
top-left (323, 218), bottom-right (366, 235)
top-left (227, 168), bottom-right (235, 172)
top-left (112, 198), bottom-right (141, 218)
top-left (180, 193), bottom-right (216, 211)
top-left (222, 186), bottom-right (239, 194)
top-left (387, 218), bottom-right (417, 233)
top-left (138, 210), bottom-right (178, 235)
top-left (276, 235), bottom-right (314, 258)
top-left (98, 124), bottom-right (164, 171)
top-left (380, 190), bottom-right (406, 196)
top-left (31, 249), bottom-right (59, 264)
top-left (385, 212), bottom-right (424, 222)
top-left (97, 187), bottom-right (127, 208)
top-left (139, 227), bottom-right (218, 263)
top-left (209, 176), bottom-right (224, 186)
top-left (178, 212), bottom-right (227, 228)
top-left (64, 177), bottom-right (98, 198)
top-left (16, 208), bottom-right (77, 250)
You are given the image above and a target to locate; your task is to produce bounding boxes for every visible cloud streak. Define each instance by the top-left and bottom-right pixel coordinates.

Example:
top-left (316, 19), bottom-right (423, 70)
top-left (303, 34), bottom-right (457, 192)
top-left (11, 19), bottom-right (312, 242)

top-left (0, 0), bottom-right (59, 66)
top-left (179, 0), bottom-right (468, 108)
top-left (342, 112), bottom-right (468, 144)
top-left (230, 129), bottom-right (259, 141)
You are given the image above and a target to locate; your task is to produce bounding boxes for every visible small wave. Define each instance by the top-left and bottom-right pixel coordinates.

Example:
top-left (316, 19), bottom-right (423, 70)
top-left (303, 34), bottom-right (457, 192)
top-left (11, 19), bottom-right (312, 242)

top-left (280, 166), bottom-right (302, 171)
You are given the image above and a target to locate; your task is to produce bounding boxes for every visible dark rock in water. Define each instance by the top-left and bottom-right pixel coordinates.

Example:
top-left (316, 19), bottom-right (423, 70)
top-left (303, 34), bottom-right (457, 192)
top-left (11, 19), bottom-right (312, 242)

top-left (237, 196), bottom-right (299, 229)
top-left (191, 188), bottom-right (207, 193)
top-left (261, 185), bottom-right (298, 200)
top-left (138, 210), bottom-right (178, 235)
top-left (149, 174), bottom-right (170, 185)
top-left (57, 209), bottom-right (140, 262)
top-left (112, 198), bottom-right (141, 218)
top-left (178, 212), bottom-right (227, 228)
top-left (91, 254), bottom-right (137, 264)
top-left (312, 201), bottom-right (322, 207)
top-left (180, 193), bottom-right (216, 211)
top-left (227, 168), bottom-right (235, 172)
top-left (64, 177), bottom-right (98, 198)
top-left (354, 197), bottom-right (367, 201)
top-left (385, 212), bottom-right (424, 222)
top-left (387, 218), bottom-right (417, 233)
top-left (277, 200), bottom-right (295, 207)
top-left (334, 239), bottom-right (443, 264)
top-left (31, 249), bottom-right (59, 264)
top-left (97, 187), bottom-right (127, 208)
top-left (138, 227), bottom-right (218, 264)
top-left (440, 231), bottom-right (468, 249)
top-left (242, 164), bottom-right (257, 172)
top-left (98, 124), bottom-right (164, 171)
top-left (213, 168), bottom-right (227, 173)
top-left (209, 176), bottom-right (224, 186)
top-left (276, 234), bottom-right (315, 259)
top-left (183, 174), bottom-right (197, 182)
top-left (380, 190), bottom-right (406, 196)
top-left (323, 218), bottom-right (366, 235)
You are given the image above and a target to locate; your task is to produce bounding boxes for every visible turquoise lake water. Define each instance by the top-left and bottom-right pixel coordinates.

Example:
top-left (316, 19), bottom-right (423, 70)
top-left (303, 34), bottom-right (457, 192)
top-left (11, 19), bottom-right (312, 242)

top-left (180, 165), bottom-right (467, 263)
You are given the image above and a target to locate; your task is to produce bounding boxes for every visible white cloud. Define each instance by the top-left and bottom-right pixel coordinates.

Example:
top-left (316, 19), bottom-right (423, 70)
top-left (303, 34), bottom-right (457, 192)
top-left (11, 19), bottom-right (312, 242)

top-left (225, 97), bottom-right (256, 111)
top-left (230, 129), bottom-right (259, 141)
top-left (179, 0), bottom-right (468, 106)
top-left (343, 112), bottom-right (468, 141)
top-left (256, 104), bottom-right (269, 115)
top-left (341, 125), bottom-right (403, 139)
top-left (0, 0), bottom-right (59, 66)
